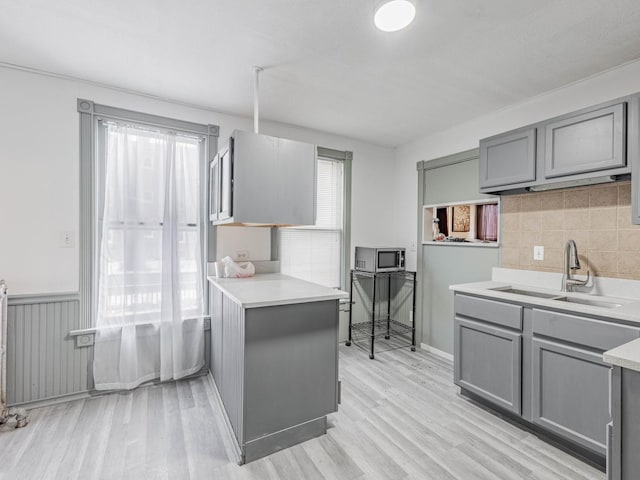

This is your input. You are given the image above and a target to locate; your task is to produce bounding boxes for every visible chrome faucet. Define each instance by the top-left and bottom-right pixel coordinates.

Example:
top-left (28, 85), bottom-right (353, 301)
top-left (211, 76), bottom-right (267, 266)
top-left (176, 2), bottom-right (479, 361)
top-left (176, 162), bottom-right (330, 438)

top-left (562, 240), bottom-right (590, 292)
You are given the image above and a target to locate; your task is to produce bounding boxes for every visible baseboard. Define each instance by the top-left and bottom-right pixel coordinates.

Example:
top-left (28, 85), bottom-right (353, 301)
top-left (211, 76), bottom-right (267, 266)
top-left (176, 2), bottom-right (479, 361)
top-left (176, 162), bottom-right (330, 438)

top-left (420, 343), bottom-right (454, 362)
top-left (244, 417), bottom-right (327, 464)
top-left (205, 372), bottom-right (243, 464)
top-left (10, 390), bottom-right (92, 410)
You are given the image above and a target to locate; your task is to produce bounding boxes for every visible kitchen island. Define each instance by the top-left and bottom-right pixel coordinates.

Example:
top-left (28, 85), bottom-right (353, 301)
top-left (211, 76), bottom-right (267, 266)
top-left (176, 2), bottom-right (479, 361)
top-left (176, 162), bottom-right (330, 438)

top-left (207, 274), bottom-right (348, 464)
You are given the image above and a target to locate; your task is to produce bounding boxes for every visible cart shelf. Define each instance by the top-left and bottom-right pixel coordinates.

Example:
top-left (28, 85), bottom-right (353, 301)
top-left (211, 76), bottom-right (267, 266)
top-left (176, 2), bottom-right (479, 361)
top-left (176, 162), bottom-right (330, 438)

top-left (346, 270), bottom-right (416, 359)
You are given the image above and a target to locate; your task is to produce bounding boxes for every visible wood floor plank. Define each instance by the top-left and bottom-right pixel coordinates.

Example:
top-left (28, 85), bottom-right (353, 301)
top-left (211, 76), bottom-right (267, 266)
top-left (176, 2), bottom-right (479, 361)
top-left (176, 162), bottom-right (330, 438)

top-left (0, 345), bottom-right (606, 480)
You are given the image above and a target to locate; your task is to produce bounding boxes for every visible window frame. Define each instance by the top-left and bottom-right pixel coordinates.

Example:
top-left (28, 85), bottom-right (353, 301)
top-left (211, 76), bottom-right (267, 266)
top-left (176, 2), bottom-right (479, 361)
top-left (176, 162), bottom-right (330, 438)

top-left (78, 99), bottom-right (219, 329)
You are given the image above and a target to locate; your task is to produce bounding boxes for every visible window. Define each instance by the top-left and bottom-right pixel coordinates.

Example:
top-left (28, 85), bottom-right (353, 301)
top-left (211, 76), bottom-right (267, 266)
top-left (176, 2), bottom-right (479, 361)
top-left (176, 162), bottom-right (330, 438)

top-left (96, 122), bottom-right (204, 322)
top-left (78, 99), bottom-right (218, 329)
top-left (279, 151), bottom-right (351, 288)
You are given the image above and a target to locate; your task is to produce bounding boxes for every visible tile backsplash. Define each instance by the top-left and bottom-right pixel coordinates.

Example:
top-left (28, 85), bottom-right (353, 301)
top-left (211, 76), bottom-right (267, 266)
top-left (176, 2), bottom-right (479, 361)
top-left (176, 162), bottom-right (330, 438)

top-left (500, 181), bottom-right (640, 280)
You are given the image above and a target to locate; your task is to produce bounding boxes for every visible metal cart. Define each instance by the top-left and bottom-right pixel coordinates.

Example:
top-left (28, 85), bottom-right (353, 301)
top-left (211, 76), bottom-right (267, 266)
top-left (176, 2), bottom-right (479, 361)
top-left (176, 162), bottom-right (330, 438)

top-left (346, 270), bottom-right (416, 359)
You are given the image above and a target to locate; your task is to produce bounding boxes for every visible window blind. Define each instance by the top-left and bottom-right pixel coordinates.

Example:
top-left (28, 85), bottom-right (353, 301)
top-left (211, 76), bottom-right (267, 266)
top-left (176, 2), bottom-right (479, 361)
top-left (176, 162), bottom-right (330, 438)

top-left (279, 158), bottom-right (344, 288)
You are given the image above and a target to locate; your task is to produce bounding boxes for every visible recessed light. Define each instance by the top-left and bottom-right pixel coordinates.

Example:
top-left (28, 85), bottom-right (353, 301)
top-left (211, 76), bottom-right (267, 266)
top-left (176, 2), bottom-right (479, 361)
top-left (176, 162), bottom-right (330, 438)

top-left (374, 0), bottom-right (416, 32)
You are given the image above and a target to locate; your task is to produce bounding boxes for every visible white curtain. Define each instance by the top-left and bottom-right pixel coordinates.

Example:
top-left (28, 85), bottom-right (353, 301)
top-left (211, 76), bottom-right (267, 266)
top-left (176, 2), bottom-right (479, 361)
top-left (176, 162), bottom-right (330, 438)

top-left (93, 124), bottom-right (204, 390)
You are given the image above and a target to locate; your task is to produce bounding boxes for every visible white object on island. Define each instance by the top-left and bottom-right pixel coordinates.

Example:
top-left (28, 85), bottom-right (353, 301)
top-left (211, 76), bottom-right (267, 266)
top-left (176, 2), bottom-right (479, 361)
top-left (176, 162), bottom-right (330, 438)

top-left (222, 256), bottom-right (255, 278)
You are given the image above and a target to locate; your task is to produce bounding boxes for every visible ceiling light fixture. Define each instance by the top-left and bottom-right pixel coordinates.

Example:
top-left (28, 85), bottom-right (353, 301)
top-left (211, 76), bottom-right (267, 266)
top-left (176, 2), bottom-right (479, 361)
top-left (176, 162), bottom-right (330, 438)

top-left (374, 0), bottom-right (416, 32)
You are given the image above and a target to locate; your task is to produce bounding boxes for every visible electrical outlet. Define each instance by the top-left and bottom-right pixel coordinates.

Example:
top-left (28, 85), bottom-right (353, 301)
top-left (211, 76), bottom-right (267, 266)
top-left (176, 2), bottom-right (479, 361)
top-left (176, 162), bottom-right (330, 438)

top-left (236, 250), bottom-right (249, 261)
top-left (60, 231), bottom-right (74, 248)
top-left (533, 245), bottom-right (544, 261)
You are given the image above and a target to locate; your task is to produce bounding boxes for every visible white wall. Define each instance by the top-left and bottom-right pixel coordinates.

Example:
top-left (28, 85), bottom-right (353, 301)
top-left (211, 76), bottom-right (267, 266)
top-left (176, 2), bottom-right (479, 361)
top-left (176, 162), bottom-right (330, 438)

top-left (393, 59), bottom-right (640, 271)
top-left (0, 66), bottom-right (395, 295)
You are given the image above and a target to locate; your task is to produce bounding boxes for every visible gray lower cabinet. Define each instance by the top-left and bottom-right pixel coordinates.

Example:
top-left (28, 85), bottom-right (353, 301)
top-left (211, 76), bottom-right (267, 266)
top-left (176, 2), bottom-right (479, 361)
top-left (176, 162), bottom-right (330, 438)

top-left (531, 337), bottom-right (611, 455)
top-left (454, 293), bottom-right (640, 463)
top-left (530, 308), bottom-right (639, 457)
top-left (544, 102), bottom-right (626, 178)
top-left (454, 317), bottom-right (522, 414)
top-left (609, 366), bottom-right (640, 480)
top-left (479, 127), bottom-right (537, 189)
top-left (209, 284), bottom-right (339, 463)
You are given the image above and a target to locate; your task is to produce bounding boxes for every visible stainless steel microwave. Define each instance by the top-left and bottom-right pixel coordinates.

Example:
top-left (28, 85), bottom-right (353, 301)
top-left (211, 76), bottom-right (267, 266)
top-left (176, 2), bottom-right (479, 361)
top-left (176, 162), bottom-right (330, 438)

top-left (354, 247), bottom-right (406, 273)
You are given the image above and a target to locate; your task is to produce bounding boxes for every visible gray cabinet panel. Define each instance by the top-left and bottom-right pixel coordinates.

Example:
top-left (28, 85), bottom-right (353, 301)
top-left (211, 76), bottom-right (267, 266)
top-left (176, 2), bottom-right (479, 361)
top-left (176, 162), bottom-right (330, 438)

top-left (631, 95), bottom-right (640, 225)
top-left (244, 301), bottom-right (338, 442)
top-left (209, 156), bottom-right (219, 222)
top-left (620, 368), bottom-right (640, 479)
top-left (532, 337), bottom-right (610, 455)
top-left (455, 294), bottom-right (522, 330)
top-left (532, 309), bottom-right (640, 351)
top-left (544, 103), bottom-right (626, 178)
top-left (220, 295), bottom-right (245, 445)
top-left (214, 130), bottom-right (316, 226)
top-left (210, 285), bottom-right (223, 384)
top-left (479, 127), bottom-right (536, 188)
top-left (454, 317), bottom-right (522, 414)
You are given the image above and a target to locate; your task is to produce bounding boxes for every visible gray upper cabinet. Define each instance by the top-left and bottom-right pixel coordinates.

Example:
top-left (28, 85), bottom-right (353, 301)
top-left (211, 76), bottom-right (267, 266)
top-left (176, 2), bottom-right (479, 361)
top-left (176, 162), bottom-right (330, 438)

top-left (544, 102), bottom-right (626, 178)
top-left (210, 130), bottom-right (316, 226)
top-left (631, 95), bottom-right (640, 225)
top-left (479, 127), bottom-right (536, 189)
top-left (479, 95), bottom-right (634, 195)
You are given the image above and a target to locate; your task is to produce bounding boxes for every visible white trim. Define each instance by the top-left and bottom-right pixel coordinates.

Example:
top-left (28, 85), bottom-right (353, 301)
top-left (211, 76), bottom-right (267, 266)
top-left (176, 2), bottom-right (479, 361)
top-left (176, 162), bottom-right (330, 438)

top-left (8, 390), bottom-right (92, 410)
top-left (420, 343), bottom-right (454, 362)
top-left (422, 241), bottom-right (499, 248)
top-left (423, 198), bottom-right (499, 209)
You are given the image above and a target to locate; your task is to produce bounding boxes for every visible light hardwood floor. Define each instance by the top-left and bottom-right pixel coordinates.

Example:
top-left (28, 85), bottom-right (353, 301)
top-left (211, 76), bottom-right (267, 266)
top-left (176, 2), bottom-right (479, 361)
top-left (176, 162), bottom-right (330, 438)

top-left (0, 344), bottom-right (605, 480)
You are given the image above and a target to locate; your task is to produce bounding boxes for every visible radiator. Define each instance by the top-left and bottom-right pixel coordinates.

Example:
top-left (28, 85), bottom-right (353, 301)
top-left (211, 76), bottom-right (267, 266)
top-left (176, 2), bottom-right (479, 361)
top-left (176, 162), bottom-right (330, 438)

top-left (0, 281), bottom-right (29, 428)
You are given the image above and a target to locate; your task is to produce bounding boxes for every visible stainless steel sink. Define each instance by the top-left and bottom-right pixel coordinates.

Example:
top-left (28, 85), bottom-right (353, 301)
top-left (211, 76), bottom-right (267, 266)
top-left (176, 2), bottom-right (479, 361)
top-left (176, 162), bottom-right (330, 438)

top-left (491, 287), bottom-right (560, 299)
top-left (491, 286), bottom-right (626, 309)
top-left (553, 296), bottom-right (622, 309)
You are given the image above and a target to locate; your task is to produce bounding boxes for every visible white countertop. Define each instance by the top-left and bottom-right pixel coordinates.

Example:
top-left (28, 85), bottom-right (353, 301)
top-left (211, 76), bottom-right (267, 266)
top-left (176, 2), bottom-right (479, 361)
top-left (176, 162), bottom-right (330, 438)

top-left (604, 338), bottom-right (640, 371)
top-left (449, 280), bottom-right (640, 324)
top-left (449, 274), bottom-right (640, 373)
top-left (207, 273), bottom-right (348, 308)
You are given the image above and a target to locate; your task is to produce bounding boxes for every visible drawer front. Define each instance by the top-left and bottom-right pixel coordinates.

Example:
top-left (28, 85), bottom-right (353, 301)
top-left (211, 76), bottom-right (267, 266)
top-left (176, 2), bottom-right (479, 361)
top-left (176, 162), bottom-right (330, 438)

top-left (454, 317), bottom-right (522, 415)
top-left (532, 337), bottom-right (610, 455)
top-left (455, 294), bottom-right (523, 330)
top-left (532, 309), bottom-right (640, 351)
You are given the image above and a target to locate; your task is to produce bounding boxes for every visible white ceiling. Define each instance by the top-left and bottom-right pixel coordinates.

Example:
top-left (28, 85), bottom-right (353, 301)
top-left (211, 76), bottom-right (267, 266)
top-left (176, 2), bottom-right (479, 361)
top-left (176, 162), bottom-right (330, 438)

top-left (1, 0), bottom-right (640, 146)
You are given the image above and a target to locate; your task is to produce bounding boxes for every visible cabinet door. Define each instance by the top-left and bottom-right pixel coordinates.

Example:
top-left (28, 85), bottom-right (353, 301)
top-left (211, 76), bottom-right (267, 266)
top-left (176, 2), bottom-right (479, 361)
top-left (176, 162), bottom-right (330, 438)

top-left (209, 156), bottom-right (219, 222)
top-left (479, 127), bottom-right (536, 189)
top-left (218, 142), bottom-right (233, 221)
top-left (532, 337), bottom-right (610, 455)
top-left (544, 102), bottom-right (626, 178)
top-left (454, 317), bottom-right (522, 415)
top-left (631, 95), bottom-right (640, 225)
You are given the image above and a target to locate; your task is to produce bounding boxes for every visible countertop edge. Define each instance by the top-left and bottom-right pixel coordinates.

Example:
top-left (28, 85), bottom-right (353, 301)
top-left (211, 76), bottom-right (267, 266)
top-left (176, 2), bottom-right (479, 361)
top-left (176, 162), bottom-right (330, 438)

top-left (449, 281), bottom-right (640, 324)
top-left (604, 338), bottom-right (640, 372)
top-left (207, 274), bottom-right (348, 308)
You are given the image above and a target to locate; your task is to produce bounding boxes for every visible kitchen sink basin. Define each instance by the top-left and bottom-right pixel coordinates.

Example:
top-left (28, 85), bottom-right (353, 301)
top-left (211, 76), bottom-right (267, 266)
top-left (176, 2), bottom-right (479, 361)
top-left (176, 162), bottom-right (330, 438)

top-left (491, 286), bottom-right (627, 309)
top-left (491, 287), bottom-right (560, 299)
top-left (553, 296), bottom-right (622, 309)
